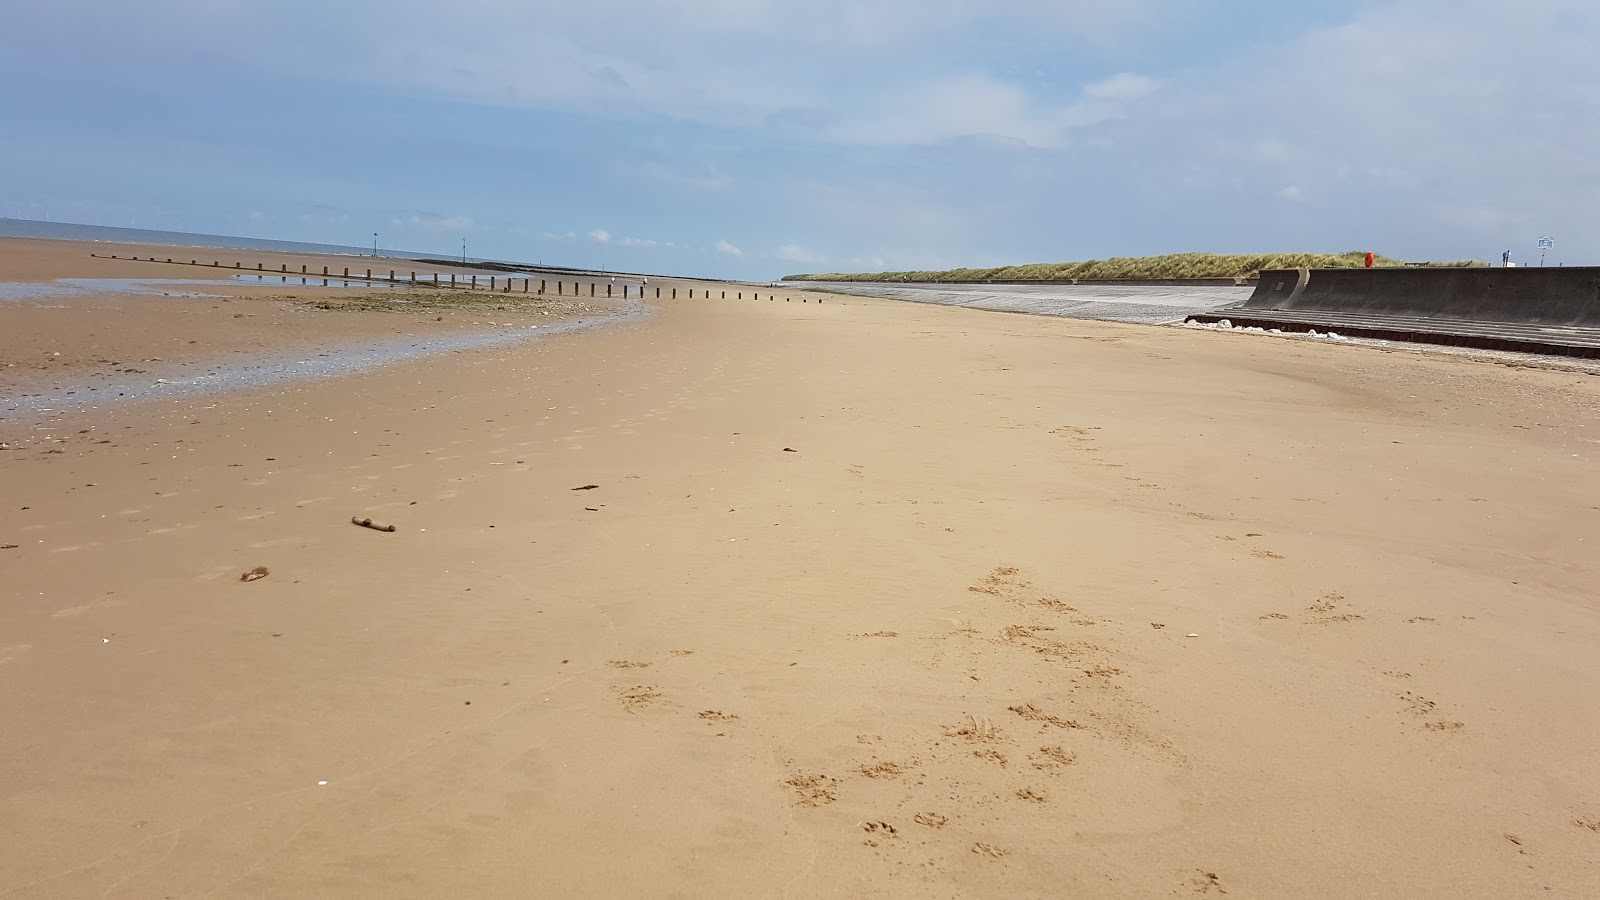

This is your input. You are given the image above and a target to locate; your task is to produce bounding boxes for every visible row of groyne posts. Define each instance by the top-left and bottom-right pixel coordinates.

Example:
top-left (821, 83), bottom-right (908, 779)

top-left (90, 253), bottom-right (825, 303)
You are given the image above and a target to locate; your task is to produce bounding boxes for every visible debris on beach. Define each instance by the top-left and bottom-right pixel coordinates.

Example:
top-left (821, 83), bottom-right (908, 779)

top-left (572, 484), bottom-right (600, 491)
top-left (352, 516), bottom-right (397, 533)
top-left (782, 447), bottom-right (798, 452)
top-left (240, 566), bottom-right (270, 583)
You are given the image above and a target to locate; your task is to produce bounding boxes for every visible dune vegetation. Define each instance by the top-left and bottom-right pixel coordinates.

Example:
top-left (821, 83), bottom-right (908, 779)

top-left (783, 251), bottom-right (1485, 283)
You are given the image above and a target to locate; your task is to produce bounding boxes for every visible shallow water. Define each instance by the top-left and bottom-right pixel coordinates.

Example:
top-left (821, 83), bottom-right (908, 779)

top-left (2, 300), bottom-right (652, 418)
top-left (0, 276), bottom-right (391, 301)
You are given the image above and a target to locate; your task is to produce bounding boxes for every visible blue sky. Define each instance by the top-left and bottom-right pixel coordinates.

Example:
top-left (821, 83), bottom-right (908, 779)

top-left (2, 0), bottom-right (1595, 277)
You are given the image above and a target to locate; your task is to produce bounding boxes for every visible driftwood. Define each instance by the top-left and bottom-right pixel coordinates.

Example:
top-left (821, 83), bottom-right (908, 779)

top-left (240, 566), bottom-right (270, 582)
top-left (352, 517), bottom-right (397, 533)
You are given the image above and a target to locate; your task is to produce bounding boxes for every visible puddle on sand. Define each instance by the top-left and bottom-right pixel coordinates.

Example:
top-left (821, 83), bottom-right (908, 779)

top-left (0, 276), bottom-right (393, 301)
top-left (1, 301), bottom-right (653, 420)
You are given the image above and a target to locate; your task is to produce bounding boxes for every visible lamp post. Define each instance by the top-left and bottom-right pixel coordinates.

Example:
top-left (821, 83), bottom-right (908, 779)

top-left (373, 233), bottom-right (378, 257)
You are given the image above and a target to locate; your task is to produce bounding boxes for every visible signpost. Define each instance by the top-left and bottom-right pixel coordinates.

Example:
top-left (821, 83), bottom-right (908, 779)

top-left (1538, 236), bottom-right (1554, 267)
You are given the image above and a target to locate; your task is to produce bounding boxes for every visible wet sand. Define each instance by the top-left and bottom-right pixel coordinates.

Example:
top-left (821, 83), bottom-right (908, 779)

top-left (0, 238), bottom-right (621, 408)
top-left (2, 239), bottom-right (1599, 898)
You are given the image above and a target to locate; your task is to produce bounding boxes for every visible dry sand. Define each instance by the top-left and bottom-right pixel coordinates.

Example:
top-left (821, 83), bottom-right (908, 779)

top-left (1, 240), bottom-right (1598, 898)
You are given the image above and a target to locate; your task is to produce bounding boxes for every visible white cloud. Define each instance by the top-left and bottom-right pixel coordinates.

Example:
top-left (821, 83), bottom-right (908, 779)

top-left (587, 228), bottom-right (665, 248)
top-left (1132, 0), bottom-right (1600, 253)
top-left (50, 1), bottom-right (1165, 150)
top-left (715, 240), bottom-right (743, 256)
top-left (1082, 73), bottom-right (1158, 102)
top-left (776, 243), bottom-right (823, 264)
top-left (391, 213), bottom-right (473, 231)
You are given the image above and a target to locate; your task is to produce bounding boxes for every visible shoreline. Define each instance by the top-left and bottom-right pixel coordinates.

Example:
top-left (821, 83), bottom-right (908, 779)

top-left (2, 299), bottom-right (650, 422)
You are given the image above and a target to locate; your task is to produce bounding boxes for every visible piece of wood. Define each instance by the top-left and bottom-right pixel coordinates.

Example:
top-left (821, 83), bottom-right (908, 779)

top-left (352, 517), bottom-right (397, 533)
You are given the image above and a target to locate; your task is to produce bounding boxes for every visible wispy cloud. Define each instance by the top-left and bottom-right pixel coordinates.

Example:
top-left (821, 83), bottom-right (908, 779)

top-left (715, 240), bottom-right (742, 256)
top-left (776, 243), bottom-right (823, 264)
top-left (391, 213), bottom-right (473, 231)
top-left (589, 228), bottom-right (666, 248)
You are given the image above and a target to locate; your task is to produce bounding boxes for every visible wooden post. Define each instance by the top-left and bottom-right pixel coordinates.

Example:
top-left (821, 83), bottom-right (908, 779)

top-left (607, 284), bottom-right (612, 297)
top-left (590, 283), bottom-right (595, 297)
top-left (302, 265), bottom-right (307, 273)
top-left (524, 279), bottom-right (529, 293)
top-left (366, 269), bottom-right (371, 278)
top-left (451, 274), bottom-right (456, 287)
top-left (390, 270), bottom-right (395, 281)
top-left (323, 266), bottom-right (328, 275)
top-left (672, 288), bottom-right (677, 298)
top-left (490, 276), bottom-right (496, 290)
top-left (656, 287), bottom-right (660, 298)
top-left (257, 262), bottom-right (263, 270)
top-left (343, 267), bottom-right (349, 277)
top-left (721, 291), bottom-right (725, 299)
top-left (541, 279), bottom-right (546, 292)
top-left (471, 275), bottom-right (477, 289)
top-left (738, 292), bottom-right (742, 299)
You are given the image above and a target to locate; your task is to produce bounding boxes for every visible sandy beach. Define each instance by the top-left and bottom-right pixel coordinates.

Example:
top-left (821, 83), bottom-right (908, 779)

top-left (2, 239), bottom-right (1598, 898)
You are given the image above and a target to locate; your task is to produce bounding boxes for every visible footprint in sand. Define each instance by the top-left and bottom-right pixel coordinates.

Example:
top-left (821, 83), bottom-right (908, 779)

top-left (1306, 593), bottom-right (1365, 624)
top-left (785, 773), bottom-right (839, 807)
top-left (1398, 691), bottom-right (1465, 732)
top-left (1008, 704), bottom-right (1080, 730)
top-left (972, 749), bottom-right (1008, 767)
top-left (1030, 746), bottom-right (1078, 771)
top-left (946, 715), bottom-right (1004, 743)
top-left (858, 761), bottom-right (914, 780)
top-left (615, 685), bottom-right (663, 712)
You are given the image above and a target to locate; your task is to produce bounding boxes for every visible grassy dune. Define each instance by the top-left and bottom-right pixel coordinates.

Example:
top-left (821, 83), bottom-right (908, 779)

top-left (783, 252), bottom-right (1486, 283)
